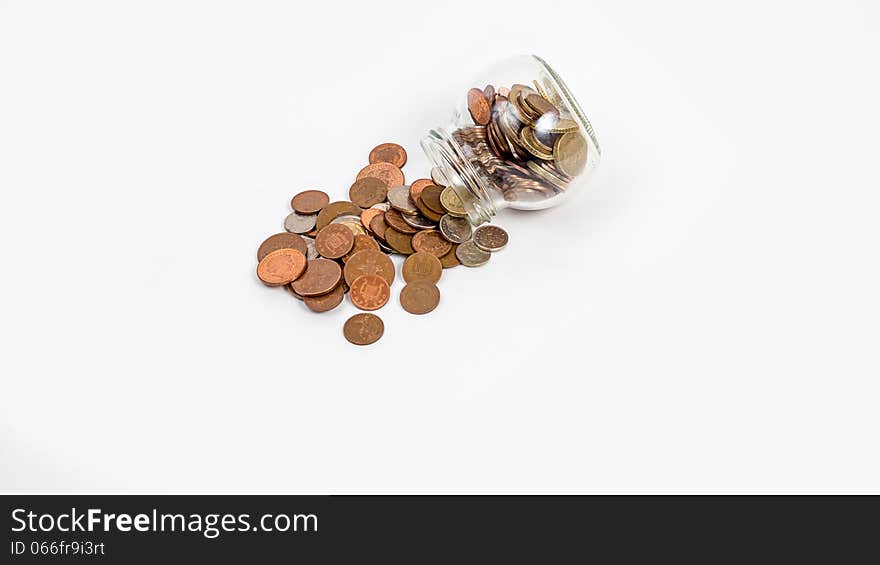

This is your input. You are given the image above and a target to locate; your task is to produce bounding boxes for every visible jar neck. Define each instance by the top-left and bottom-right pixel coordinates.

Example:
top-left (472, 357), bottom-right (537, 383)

top-left (421, 128), bottom-right (502, 225)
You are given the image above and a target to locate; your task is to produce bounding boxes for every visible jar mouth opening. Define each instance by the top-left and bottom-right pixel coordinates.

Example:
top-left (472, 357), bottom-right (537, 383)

top-left (532, 55), bottom-right (601, 158)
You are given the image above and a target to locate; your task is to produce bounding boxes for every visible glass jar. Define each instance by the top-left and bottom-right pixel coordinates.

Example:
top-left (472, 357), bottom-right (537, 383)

top-left (421, 55), bottom-right (601, 225)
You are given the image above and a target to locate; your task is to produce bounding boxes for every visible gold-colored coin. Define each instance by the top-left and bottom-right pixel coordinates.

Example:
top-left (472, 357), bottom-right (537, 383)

top-left (520, 126), bottom-right (554, 160)
top-left (439, 187), bottom-right (467, 217)
top-left (554, 132), bottom-right (588, 177)
top-left (316, 201), bottom-right (362, 231)
top-left (548, 118), bottom-right (579, 134)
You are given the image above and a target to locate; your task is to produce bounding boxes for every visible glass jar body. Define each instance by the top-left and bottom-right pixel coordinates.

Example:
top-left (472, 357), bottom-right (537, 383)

top-left (421, 55), bottom-right (601, 225)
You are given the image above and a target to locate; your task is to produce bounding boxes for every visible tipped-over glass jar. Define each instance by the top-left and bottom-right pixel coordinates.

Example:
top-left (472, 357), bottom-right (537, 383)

top-left (421, 55), bottom-right (601, 225)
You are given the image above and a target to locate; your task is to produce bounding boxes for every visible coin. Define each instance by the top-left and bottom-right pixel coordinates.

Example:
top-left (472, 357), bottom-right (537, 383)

top-left (343, 248), bottom-right (395, 286)
top-left (257, 232), bottom-right (308, 261)
top-left (473, 225), bottom-right (508, 252)
top-left (348, 177), bottom-right (388, 208)
top-left (439, 214), bottom-right (472, 244)
top-left (414, 196), bottom-right (443, 222)
top-left (439, 187), bottom-right (467, 217)
top-left (520, 126), bottom-right (554, 160)
top-left (342, 234), bottom-right (381, 262)
top-left (369, 214), bottom-right (388, 240)
top-left (400, 281), bottom-right (440, 315)
top-left (431, 167), bottom-right (448, 186)
top-left (387, 185), bottom-right (419, 215)
top-left (439, 245), bottom-right (460, 268)
top-left (548, 118), bottom-right (579, 134)
top-left (467, 87), bottom-right (492, 126)
top-left (316, 201), bottom-right (362, 231)
top-left (257, 248), bottom-right (307, 287)
top-left (401, 212), bottom-right (436, 230)
top-left (385, 227), bottom-right (414, 254)
top-left (483, 84), bottom-right (496, 103)
top-left (284, 211), bottom-right (317, 234)
top-left (290, 258), bottom-right (342, 296)
top-left (356, 162), bottom-right (404, 189)
top-left (301, 236), bottom-right (319, 260)
top-left (334, 217), bottom-right (367, 237)
top-left (361, 207), bottom-right (385, 231)
top-left (291, 190), bottom-right (329, 214)
top-left (410, 178), bottom-right (433, 203)
top-left (303, 283), bottom-right (345, 313)
top-left (554, 132), bottom-right (588, 177)
top-left (384, 208), bottom-right (418, 234)
top-left (368, 143), bottom-right (407, 168)
top-left (411, 229), bottom-right (452, 257)
top-left (455, 240), bottom-right (491, 267)
top-left (315, 223), bottom-right (355, 259)
top-left (419, 184), bottom-right (445, 215)
top-left (343, 313), bottom-right (384, 346)
top-left (349, 274), bottom-right (390, 311)
top-left (523, 93), bottom-right (559, 119)
top-left (402, 252), bottom-right (442, 283)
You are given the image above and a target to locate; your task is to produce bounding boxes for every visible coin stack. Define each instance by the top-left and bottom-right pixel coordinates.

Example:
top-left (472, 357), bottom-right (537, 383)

top-left (256, 143), bottom-right (508, 346)
top-left (458, 81), bottom-right (589, 204)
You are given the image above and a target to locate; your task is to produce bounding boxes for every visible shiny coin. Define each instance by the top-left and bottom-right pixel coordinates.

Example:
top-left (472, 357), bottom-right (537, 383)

top-left (315, 224), bottom-right (355, 259)
top-left (473, 224), bottom-right (508, 252)
top-left (369, 214), bottom-right (388, 240)
top-left (257, 248), bottom-right (307, 287)
top-left (385, 227), bottom-right (414, 255)
top-left (343, 249), bottom-right (395, 286)
top-left (258, 232), bottom-right (307, 261)
top-left (410, 178), bottom-right (433, 203)
top-left (336, 219), bottom-right (367, 237)
top-left (384, 208), bottom-right (418, 234)
top-left (400, 281), bottom-right (440, 315)
top-left (455, 240), bottom-right (491, 267)
top-left (356, 162), bottom-right (404, 190)
top-left (402, 252), bottom-right (442, 284)
top-left (520, 126), bottom-right (555, 161)
top-left (301, 236), bottom-right (319, 260)
top-left (284, 211), bottom-right (317, 234)
top-left (343, 313), bottom-right (384, 346)
top-left (368, 143), bottom-right (407, 168)
top-left (467, 87), bottom-right (491, 125)
top-left (387, 185), bottom-right (419, 216)
top-left (316, 201), bottom-right (362, 231)
top-left (401, 212), bottom-right (436, 230)
top-left (343, 234), bottom-right (381, 262)
top-left (439, 214), bottom-right (472, 244)
top-left (291, 190), bottom-right (329, 215)
top-left (411, 229), bottom-right (452, 257)
top-left (349, 177), bottom-right (388, 208)
top-left (439, 245), bottom-right (460, 268)
top-left (439, 187), bottom-right (467, 217)
top-left (548, 118), bottom-right (579, 134)
top-left (290, 258), bottom-right (342, 297)
top-left (431, 167), bottom-right (448, 186)
top-left (303, 283), bottom-right (345, 313)
top-left (554, 132), bottom-right (588, 177)
top-left (376, 238), bottom-right (394, 254)
top-left (349, 274), bottom-right (390, 311)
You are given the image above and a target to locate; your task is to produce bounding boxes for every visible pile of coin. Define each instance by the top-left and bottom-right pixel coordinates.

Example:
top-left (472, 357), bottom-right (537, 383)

top-left (458, 81), bottom-right (588, 204)
top-left (256, 143), bottom-right (508, 345)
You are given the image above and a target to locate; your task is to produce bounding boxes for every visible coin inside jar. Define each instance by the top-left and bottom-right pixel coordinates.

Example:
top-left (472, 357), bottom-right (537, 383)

top-left (257, 248), bottom-right (307, 287)
top-left (356, 162), bottom-right (404, 190)
top-left (258, 232), bottom-right (307, 261)
top-left (473, 225), bottom-right (508, 252)
top-left (455, 240), bottom-right (491, 267)
top-left (290, 258), bottom-right (342, 296)
top-left (368, 143), bottom-right (407, 168)
top-left (315, 223), bottom-right (355, 259)
top-left (438, 214), bottom-right (472, 244)
top-left (400, 281), bottom-right (440, 315)
top-left (343, 313), bottom-right (384, 346)
top-left (291, 190), bottom-right (329, 214)
top-left (411, 229), bottom-right (452, 258)
top-left (402, 252), bottom-right (442, 283)
top-left (467, 88), bottom-right (491, 126)
top-left (348, 177), bottom-right (388, 208)
top-left (349, 274), bottom-right (390, 311)
top-left (303, 283), bottom-right (345, 313)
top-left (553, 131), bottom-right (588, 177)
top-left (343, 249), bottom-right (395, 286)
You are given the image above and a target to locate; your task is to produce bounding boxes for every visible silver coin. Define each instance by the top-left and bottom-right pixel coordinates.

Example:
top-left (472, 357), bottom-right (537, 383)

top-left (376, 238), bottom-right (394, 254)
top-left (371, 202), bottom-right (390, 212)
top-left (402, 213), bottom-right (436, 230)
top-left (431, 167), bottom-right (448, 187)
top-left (455, 240), bottom-right (490, 267)
top-left (284, 211), bottom-right (317, 234)
top-left (473, 225), bottom-right (508, 252)
top-left (301, 236), bottom-right (319, 260)
top-left (439, 214), bottom-right (472, 244)
top-left (387, 185), bottom-right (419, 216)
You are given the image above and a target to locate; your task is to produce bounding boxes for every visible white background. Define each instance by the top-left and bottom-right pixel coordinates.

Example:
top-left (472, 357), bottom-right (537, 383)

top-left (1, 1), bottom-right (878, 493)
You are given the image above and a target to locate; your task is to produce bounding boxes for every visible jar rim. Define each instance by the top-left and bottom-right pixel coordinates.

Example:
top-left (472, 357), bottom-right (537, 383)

top-left (532, 55), bottom-right (601, 158)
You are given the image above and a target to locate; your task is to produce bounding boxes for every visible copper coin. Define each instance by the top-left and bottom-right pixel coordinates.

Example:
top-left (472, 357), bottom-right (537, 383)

top-left (343, 248), bottom-right (395, 286)
top-left (315, 223), bottom-right (355, 259)
top-left (473, 225), bottom-right (508, 252)
top-left (410, 178), bottom-right (433, 203)
top-left (257, 248), bottom-right (307, 287)
top-left (343, 234), bottom-right (381, 263)
top-left (369, 214), bottom-right (388, 240)
top-left (400, 281), bottom-right (440, 315)
top-left (303, 283), bottom-right (345, 313)
top-left (257, 232), bottom-right (307, 261)
top-left (368, 143), bottom-right (407, 168)
top-left (290, 258), bottom-right (342, 297)
top-left (316, 201), bottom-right (362, 231)
top-left (385, 228), bottom-right (414, 255)
top-left (348, 177), bottom-right (388, 208)
top-left (291, 190), bottom-right (329, 214)
top-left (411, 229), bottom-right (452, 257)
top-left (467, 87), bottom-right (491, 125)
top-left (343, 313), bottom-right (384, 346)
top-left (356, 162), bottom-right (404, 189)
top-left (419, 184), bottom-right (445, 214)
top-left (439, 245), bottom-right (460, 268)
top-left (414, 196), bottom-right (443, 222)
top-left (384, 209), bottom-right (418, 234)
top-left (361, 208), bottom-right (385, 231)
top-left (349, 274), bottom-right (390, 311)
top-left (402, 252), bottom-right (442, 283)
